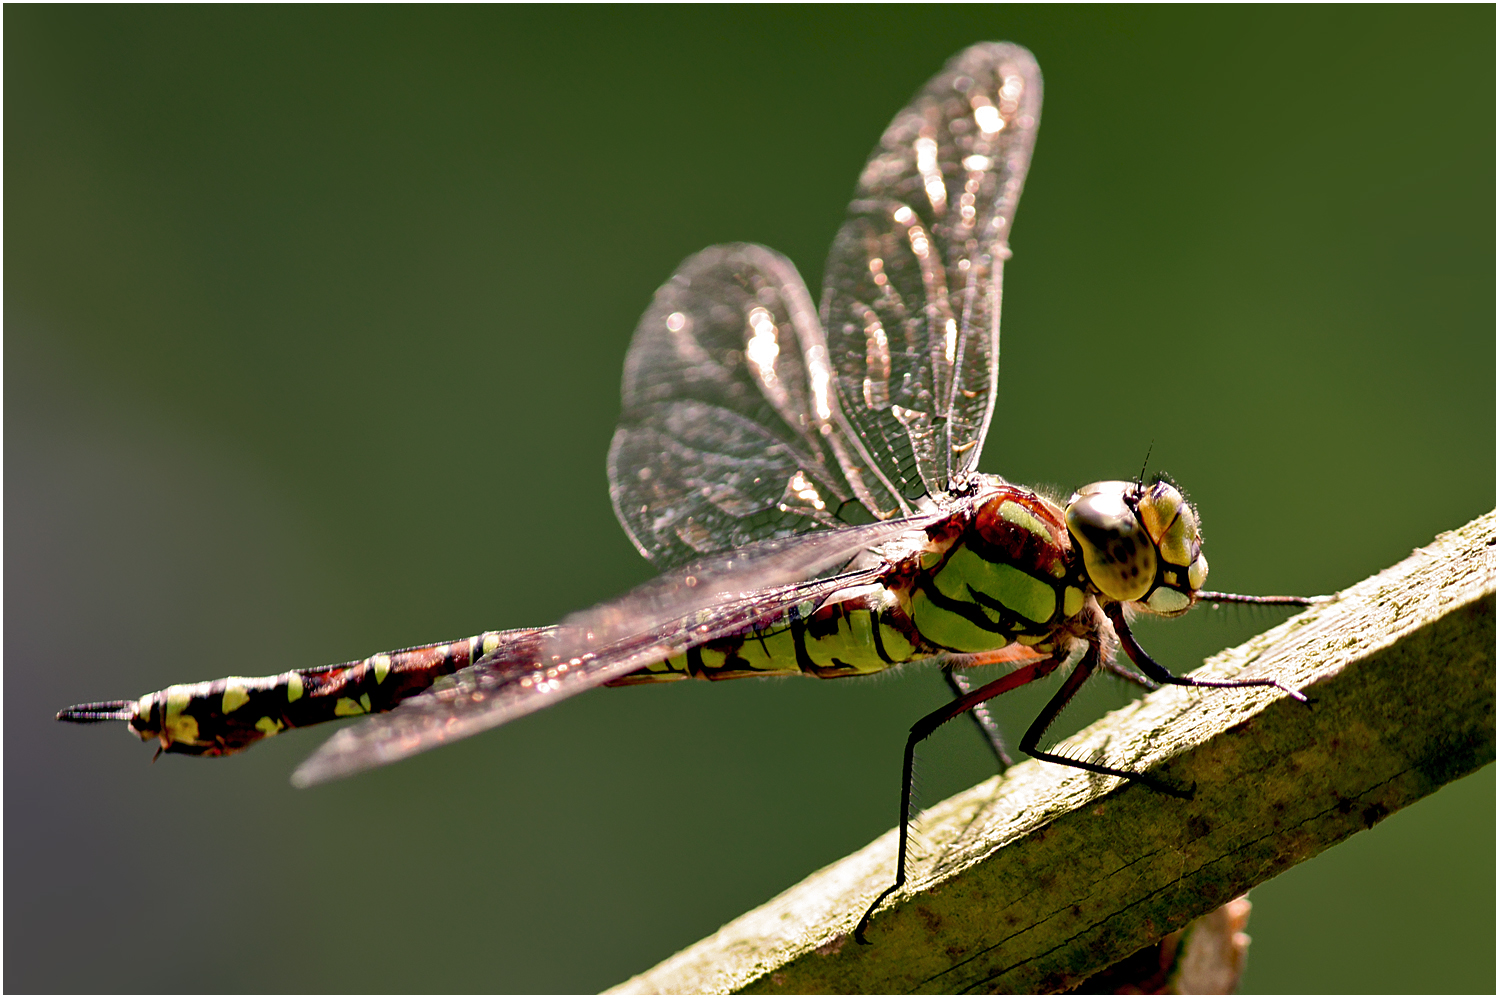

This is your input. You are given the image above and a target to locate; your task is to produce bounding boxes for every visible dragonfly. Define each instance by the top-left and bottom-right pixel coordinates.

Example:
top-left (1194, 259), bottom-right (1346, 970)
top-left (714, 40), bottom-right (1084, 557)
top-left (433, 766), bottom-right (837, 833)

top-left (57, 42), bottom-right (1314, 944)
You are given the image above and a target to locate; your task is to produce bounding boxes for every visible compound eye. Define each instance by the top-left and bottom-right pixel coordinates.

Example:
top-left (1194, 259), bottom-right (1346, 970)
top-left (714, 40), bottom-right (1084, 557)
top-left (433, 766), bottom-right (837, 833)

top-left (1066, 486), bottom-right (1155, 602)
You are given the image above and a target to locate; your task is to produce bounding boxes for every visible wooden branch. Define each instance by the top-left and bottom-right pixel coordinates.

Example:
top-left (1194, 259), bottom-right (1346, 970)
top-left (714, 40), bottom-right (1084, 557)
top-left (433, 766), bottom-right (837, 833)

top-left (609, 512), bottom-right (1496, 995)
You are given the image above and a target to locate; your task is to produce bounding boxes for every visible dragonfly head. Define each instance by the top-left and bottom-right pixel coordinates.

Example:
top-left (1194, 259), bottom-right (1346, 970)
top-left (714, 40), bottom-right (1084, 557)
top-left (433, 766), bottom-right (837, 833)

top-left (1064, 479), bottom-right (1208, 616)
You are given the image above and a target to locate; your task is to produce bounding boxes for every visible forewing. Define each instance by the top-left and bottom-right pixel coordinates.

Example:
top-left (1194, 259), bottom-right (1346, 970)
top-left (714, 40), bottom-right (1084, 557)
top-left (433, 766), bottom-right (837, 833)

top-left (609, 244), bottom-right (908, 570)
top-left (822, 42), bottom-right (1042, 500)
top-left (291, 514), bottom-right (933, 786)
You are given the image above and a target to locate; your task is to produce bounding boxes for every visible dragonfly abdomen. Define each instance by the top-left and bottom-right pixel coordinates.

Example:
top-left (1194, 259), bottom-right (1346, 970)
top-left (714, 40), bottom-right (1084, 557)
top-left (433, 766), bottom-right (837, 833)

top-left (104, 632), bottom-right (510, 756)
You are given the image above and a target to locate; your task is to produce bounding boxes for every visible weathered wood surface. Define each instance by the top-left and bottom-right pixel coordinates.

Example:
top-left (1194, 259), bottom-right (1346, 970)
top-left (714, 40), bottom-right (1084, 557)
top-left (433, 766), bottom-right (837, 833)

top-left (609, 511), bottom-right (1496, 995)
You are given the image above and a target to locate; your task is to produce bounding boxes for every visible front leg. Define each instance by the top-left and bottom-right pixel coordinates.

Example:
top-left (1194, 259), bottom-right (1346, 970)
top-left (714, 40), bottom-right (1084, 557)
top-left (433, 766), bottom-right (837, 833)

top-left (1016, 638), bottom-right (1193, 797)
top-left (1104, 603), bottom-right (1309, 703)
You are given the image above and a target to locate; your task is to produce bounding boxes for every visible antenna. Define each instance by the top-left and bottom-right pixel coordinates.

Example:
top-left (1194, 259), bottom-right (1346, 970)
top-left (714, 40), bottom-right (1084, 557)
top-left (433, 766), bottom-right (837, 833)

top-left (1137, 442), bottom-right (1154, 489)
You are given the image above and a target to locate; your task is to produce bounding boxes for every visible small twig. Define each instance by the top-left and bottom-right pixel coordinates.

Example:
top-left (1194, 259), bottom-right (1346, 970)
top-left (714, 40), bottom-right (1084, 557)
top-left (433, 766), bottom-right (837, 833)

top-left (609, 512), bottom-right (1496, 995)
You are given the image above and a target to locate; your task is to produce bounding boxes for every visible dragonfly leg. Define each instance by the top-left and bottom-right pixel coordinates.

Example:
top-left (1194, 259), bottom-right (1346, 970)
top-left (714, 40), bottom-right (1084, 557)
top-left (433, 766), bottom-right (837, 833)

top-left (1101, 658), bottom-right (1158, 691)
top-left (1017, 639), bottom-right (1194, 797)
top-left (944, 668), bottom-right (1014, 770)
top-left (1104, 603), bottom-right (1310, 704)
top-left (855, 653), bottom-right (1065, 945)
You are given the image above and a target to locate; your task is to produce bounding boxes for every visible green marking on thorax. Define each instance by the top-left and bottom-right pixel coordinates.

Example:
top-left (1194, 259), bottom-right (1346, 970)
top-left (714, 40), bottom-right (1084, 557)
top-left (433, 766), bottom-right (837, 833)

top-left (934, 545), bottom-right (1056, 623)
top-left (878, 618), bottom-right (916, 661)
top-left (998, 500), bottom-right (1049, 539)
top-left (910, 587), bottom-right (1009, 653)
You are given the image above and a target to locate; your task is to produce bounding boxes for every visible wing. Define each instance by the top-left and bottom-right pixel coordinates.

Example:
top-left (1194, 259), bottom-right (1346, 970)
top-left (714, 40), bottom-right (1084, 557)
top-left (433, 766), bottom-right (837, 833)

top-left (610, 46), bottom-right (1043, 570)
top-left (609, 244), bottom-right (909, 570)
top-left (821, 42), bottom-right (1042, 500)
top-left (291, 513), bottom-right (936, 786)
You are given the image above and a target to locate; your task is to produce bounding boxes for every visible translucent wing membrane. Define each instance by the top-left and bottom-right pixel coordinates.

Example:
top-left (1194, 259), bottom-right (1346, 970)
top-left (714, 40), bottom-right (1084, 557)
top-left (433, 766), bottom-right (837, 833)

top-left (299, 45), bottom-right (1044, 784)
top-left (292, 514), bottom-right (934, 785)
top-left (610, 245), bottom-right (908, 569)
top-left (69, 44), bottom-right (1051, 789)
top-left (822, 42), bottom-right (1042, 500)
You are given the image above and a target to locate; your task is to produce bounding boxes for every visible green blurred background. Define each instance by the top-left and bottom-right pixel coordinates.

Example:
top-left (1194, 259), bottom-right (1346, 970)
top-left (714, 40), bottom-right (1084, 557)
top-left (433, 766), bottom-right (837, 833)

top-left (7, 7), bottom-right (1493, 993)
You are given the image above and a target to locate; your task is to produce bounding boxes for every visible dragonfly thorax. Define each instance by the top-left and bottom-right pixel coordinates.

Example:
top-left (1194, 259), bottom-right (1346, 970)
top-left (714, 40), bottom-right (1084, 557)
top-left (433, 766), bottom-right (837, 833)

top-left (1065, 480), bottom-right (1208, 616)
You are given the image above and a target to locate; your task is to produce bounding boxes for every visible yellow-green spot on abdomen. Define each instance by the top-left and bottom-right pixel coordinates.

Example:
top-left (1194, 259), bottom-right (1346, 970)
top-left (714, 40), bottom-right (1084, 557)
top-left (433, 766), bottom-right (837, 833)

top-left (735, 627), bottom-right (799, 674)
top-left (334, 697), bottom-right (366, 716)
top-left (255, 716), bottom-right (284, 736)
top-left (482, 633), bottom-right (501, 655)
top-left (161, 688), bottom-right (201, 744)
top-left (221, 680), bottom-right (251, 714)
top-left (165, 713), bottom-right (201, 744)
top-left (165, 686), bottom-right (193, 717)
top-left (371, 655), bottom-right (391, 684)
top-left (805, 609), bottom-right (885, 674)
top-left (287, 672), bottom-right (304, 703)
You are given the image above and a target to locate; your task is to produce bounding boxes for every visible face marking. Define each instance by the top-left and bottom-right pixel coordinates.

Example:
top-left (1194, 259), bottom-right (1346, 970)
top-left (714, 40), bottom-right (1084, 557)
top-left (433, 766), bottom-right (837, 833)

top-left (1146, 588), bottom-right (1191, 614)
top-left (1063, 586), bottom-right (1085, 619)
top-left (1188, 555), bottom-right (1209, 591)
